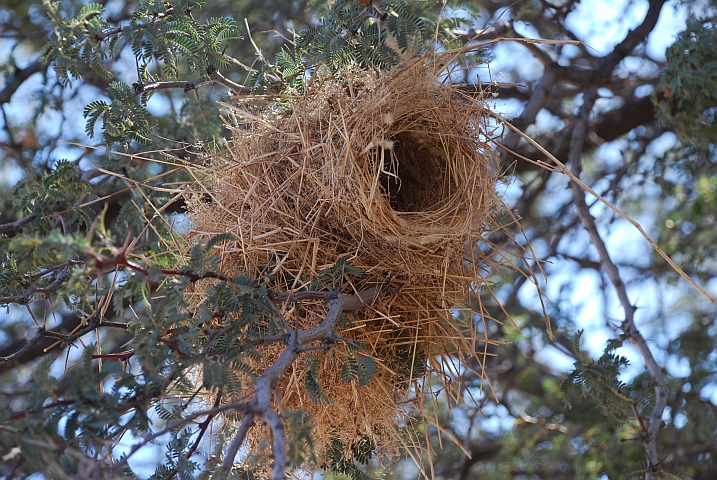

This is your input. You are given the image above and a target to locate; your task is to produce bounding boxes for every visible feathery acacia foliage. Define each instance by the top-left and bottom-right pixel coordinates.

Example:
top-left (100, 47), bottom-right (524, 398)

top-left (42, 0), bottom-right (240, 146)
top-left (0, 233), bottom-right (280, 479)
top-left (561, 331), bottom-right (635, 427)
top-left (659, 15), bottom-right (717, 152)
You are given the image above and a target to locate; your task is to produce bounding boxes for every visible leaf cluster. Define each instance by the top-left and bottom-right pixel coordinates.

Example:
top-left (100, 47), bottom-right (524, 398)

top-left (40, 1), bottom-right (116, 85)
top-left (322, 436), bottom-right (378, 480)
top-left (42, 0), bottom-right (241, 146)
top-left (12, 160), bottom-right (95, 234)
top-left (659, 13), bottom-right (717, 152)
top-left (296, 0), bottom-right (419, 71)
top-left (561, 331), bottom-right (635, 427)
top-left (84, 83), bottom-right (157, 144)
top-left (254, 0), bottom-right (481, 92)
top-left (0, 233), bottom-right (284, 479)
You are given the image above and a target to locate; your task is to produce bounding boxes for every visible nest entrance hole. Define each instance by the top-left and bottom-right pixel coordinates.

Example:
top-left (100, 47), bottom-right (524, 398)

top-left (381, 131), bottom-right (451, 213)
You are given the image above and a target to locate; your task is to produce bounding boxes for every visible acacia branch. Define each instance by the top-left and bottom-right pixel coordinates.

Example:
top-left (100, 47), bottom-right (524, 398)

top-left (595, 0), bottom-right (667, 79)
top-left (93, 11), bottom-right (172, 42)
top-left (132, 78), bottom-right (214, 96)
top-left (501, 0), bottom-right (668, 165)
top-left (0, 315), bottom-right (80, 373)
top-left (0, 269), bottom-right (68, 306)
top-left (90, 253), bottom-right (234, 284)
top-left (0, 315), bottom-right (128, 364)
top-left (0, 29), bottom-right (48, 40)
top-left (0, 62), bottom-right (43, 105)
top-left (218, 414), bottom-right (256, 477)
top-left (550, 0), bottom-right (667, 85)
top-left (0, 332), bottom-right (46, 365)
top-left (24, 260), bottom-right (83, 281)
top-left (568, 86), bottom-right (667, 480)
top-left (81, 277), bottom-right (392, 479)
top-left (0, 214), bottom-right (36, 234)
top-left (206, 66), bottom-right (252, 95)
top-left (129, 66), bottom-right (251, 99)
top-left (218, 286), bottom-right (392, 480)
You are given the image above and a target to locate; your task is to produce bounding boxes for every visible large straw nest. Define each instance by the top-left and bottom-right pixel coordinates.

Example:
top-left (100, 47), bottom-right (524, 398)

top-left (184, 58), bottom-right (503, 463)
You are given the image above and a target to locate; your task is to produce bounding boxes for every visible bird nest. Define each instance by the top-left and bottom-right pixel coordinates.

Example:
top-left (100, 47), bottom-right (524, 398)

top-left (184, 58), bottom-right (507, 467)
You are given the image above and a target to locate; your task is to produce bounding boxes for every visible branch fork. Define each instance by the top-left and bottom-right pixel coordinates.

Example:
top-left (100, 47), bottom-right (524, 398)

top-left (216, 285), bottom-right (391, 480)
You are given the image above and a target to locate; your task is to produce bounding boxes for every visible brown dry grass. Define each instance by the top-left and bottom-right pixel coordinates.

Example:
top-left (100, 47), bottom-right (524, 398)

top-left (183, 56), bottom-right (512, 465)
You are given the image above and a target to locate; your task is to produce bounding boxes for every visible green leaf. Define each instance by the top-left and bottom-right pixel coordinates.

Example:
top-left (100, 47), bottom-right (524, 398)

top-left (107, 81), bottom-right (134, 101)
top-left (205, 232), bottom-right (236, 250)
top-left (561, 330), bottom-right (633, 426)
top-left (203, 359), bottom-right (229, 391)
top-left (74, 3), bottom-right (104, 22)
top-left (354, 354), bottom-right (376, 387)
top-left (83, 100), bottom-right (110, 137)
top-left (305, 356), bottom-right (331, 404)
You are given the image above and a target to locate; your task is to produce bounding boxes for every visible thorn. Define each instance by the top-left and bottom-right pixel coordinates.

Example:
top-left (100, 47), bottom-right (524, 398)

top-left (193, 89), bottom-right (206, 122)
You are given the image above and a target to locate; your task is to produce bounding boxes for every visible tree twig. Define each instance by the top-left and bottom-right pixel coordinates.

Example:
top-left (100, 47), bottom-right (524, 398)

top-left (164, 392), bottom-right (225, 480)
top-left (206, 65), bottom-right (252, 95)
top-left (132, 78), bottom-right (214, 96)
top-left (218, 414), bottom-right (256, 477)
top-left (567, 86), bottom-right (667, 480)
top-left (0, 214), bottom-right (36, 234)
top-left (0, 63), bottom-right (43, 105)
top-left (111, 400), bottom-right (252, 471)
top-left (23, 260), bottom-right (81, 282)
top-left (510, 28), bottom-right (553, 66)
top-left (449, 21), bottom-right (511, 44)
top-left (0, 315), bottom-right (128, 364)
top-left (0, 269), bottom-right (68, 306)
top-left (216, 286), bottom-right (391, 480)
